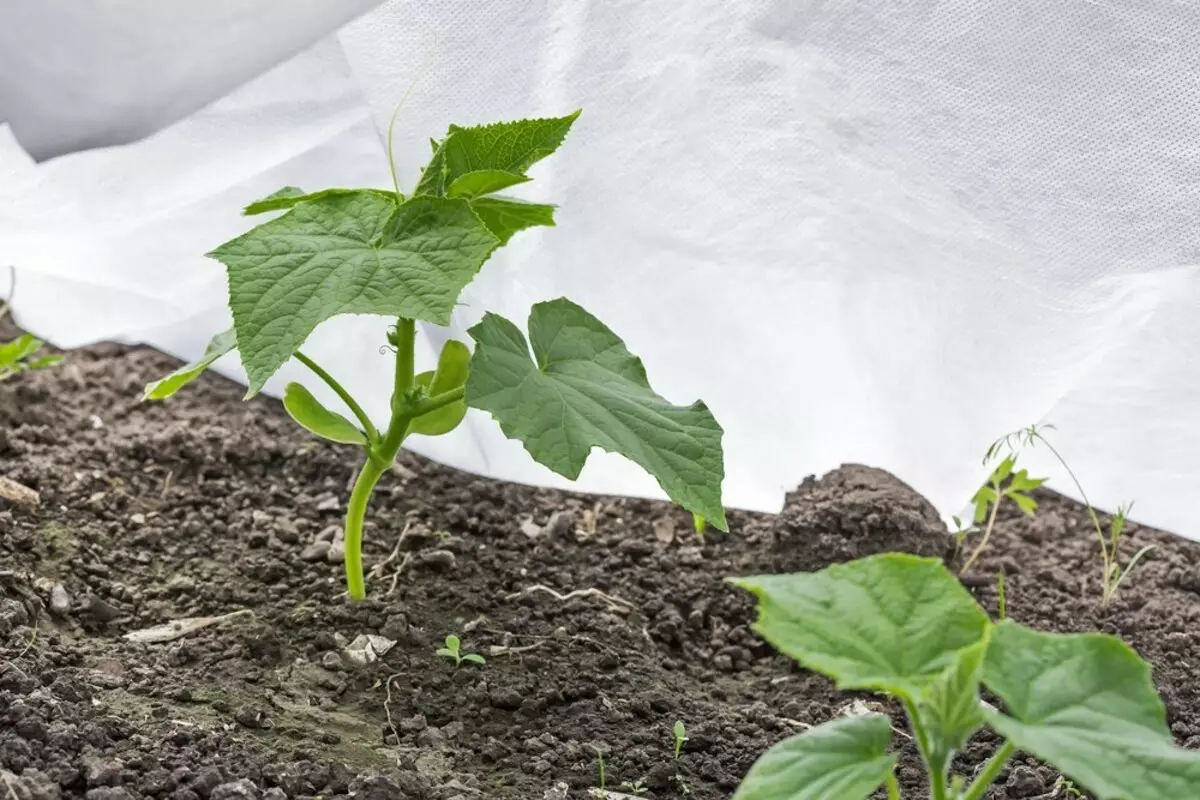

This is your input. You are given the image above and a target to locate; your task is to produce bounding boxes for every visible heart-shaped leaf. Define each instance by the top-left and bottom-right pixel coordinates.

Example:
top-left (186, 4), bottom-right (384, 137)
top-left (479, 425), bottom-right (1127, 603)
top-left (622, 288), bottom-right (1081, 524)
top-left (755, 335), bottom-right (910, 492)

top-left (466, 298), bottom-right (725, 529)
top-left (984, 620), bottom-right (1200, 799)
top-left (732, 714), bottom-right (896, 800)
top-left (730, 554), bottom-right (990, 699)
top-left (282, 382), bottom-right (366, 445)
top-left (214, 191), bottom-right (498, 394)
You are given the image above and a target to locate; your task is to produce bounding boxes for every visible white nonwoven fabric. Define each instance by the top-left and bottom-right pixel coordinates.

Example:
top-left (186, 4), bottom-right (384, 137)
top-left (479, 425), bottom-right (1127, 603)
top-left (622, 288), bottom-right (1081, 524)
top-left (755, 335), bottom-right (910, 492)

top-left (3, 1), bottom-right (1199, 538)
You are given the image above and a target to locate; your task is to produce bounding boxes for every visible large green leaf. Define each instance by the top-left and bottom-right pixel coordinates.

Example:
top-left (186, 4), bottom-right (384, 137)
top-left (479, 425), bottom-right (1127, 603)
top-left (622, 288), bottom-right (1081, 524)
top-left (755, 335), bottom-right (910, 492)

top-left (732, 715), bottom-right (896, 800)
top-left (212, 191), bottom-right (498, 395)
top-left (142, 328), bottom-right (237, 400)
top-left (282, 382), bottom-right (366, 445)
top-left (409, 339), bottom-right (470, 437)
top-left (243, 186), bottom-right (398, 215)
top-left (466, 298), bottom-right (726, 529)
top-left (984, 620), bottom-right (1200, 799)
top-left (469, 197), bottom-right (556, 244)
top-left (730, 555), bottom-right (990, 699)
top-left (921, 637), bottom-right (987, 756)
top-left (415, 112), bottom-right (580, 196)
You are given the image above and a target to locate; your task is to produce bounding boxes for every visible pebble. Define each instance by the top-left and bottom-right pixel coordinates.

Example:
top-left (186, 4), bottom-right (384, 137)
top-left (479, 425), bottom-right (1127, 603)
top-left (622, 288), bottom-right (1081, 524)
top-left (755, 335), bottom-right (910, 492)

top-left (546, 511), bottom-right (574, 538)
top-left (49, 583), bottom-right (71, 615)
top-left (300, 540), bottom-right (331, 562)
top-left (210, 780), bottom-right (261, 800)
top-left (520, 519), bottom-right (542, 539)
top-left (129, 513), bottom-right (145, 526)
top-left (417, 550), bottom-right (456, 571)
top-left (325, 541), bottom-right (345, 563)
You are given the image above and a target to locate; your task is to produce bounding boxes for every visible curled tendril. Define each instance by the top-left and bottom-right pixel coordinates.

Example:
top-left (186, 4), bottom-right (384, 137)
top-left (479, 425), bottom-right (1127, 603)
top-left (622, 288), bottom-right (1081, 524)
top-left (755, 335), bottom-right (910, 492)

top-left (379, 344), bottom-right (398, 356)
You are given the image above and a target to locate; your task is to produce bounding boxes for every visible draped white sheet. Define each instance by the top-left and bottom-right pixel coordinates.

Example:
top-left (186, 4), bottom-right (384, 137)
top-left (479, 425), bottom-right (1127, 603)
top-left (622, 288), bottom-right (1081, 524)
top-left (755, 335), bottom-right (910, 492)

top-left (3, 0), bottom-right (1199, 537)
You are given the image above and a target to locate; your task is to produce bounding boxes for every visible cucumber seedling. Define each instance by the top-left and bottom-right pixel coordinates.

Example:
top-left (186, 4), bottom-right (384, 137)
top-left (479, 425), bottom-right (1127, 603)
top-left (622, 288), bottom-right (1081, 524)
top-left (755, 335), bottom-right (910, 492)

top-left (435, 633), bottom-right (484, 667)
top-left (729, 553), bottom-right (1200, 799)
top-left (144, 110), bottom-right (727, 600)
top-left (0, 295), bottom-right (62, 381)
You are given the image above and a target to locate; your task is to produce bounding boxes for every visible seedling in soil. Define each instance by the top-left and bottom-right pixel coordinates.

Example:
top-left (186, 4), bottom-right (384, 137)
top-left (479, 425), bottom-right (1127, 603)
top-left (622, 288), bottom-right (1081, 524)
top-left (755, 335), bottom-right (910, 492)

top-left (435, 634), bottom-right (484, 667)
top-left (595, 747), bottom-right (607, 798)
top-left (729, 552), bottom-right (1200, 799)
top-left (993, 425), bottom-right (1152, 607)
top-left (620, 779), bottom-right (648, 796)
top-left (143, 110), bottom-right (727, 600)
top-left (0, 333), bottom-right (62, 382)
top-left (672, 720), bottom-right (688, 760)
top-left (958, 453), bottom-right (1046, 575)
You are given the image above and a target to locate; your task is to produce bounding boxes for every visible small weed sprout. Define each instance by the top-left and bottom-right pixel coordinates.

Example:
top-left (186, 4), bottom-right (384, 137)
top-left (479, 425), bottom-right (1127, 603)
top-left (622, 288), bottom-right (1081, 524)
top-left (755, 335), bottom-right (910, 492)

top-left (959, 452), bottom-right (1046, 575)
top-left (435, 634), bottom-right (485, 667)
top-left (672, 720), bottom-right (688, 760)
top-left (993, 425), bottom-right (1152, 607)
top-left (995, 569), bottom-right (1007, 620)
top-left (143, 110), bottom-right (728, 600)
top-left (0, 293), bottom-right (62, 382)
top-left (594, 747), bottom-right (607, 798)
top-left (620, 778), bottom-right (648, 796)
top-left (1054, 776), bottom-right (1087, 798)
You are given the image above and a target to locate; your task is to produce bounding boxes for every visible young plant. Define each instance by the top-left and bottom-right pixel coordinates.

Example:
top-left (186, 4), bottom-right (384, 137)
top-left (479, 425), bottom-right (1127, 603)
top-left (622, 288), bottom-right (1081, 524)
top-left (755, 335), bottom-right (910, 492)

top-left (0, 333), bottom-right (62, 382)
top-left (435, 633), bottom-right (484, 667)
top-left (958, 453), bottom-right (1046, 575)
top-left (728, 553), bottom-right (1200, 800)
top-left (672, 720), bottom-right (688, 760)
top-left (595, 747), bottom-right (607, 798)
top-left (142, 110), bottom-right (727, 600)
top-left (620, 779), bottom-right (648, 796)
top-left (995, 425), bottom-right (1151, 607)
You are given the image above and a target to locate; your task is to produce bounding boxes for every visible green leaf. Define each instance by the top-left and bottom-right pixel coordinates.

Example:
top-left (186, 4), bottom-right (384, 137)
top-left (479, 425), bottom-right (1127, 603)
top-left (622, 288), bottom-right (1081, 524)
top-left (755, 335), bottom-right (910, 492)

top-left (1008, 469), bottom-right (1047, 493)
top-left (434, 649), bottom-right (456, 659)
top-left (984, 620), bottom-right (1200, 799)
top-left (282, 382), bottom-right (366, 445)
top-left (24, 354), bottom-right (64, 372)
top-left (447, 170), bottom-right (531, 199)
top-left (469, 197), bottom-right (556, 244)
top-left (993, 455), bottom-right (1015, 482)
top-left (415, 111), bottom-right (580, 196)
top-left (674, 721), bottom-right (687, 740)
top-left (462, 653), bottom-right (486, 665)
top-left (0, 333), bottom-right (41, 365)
top-left (445, 634), bottom-right (460, 651)
top-left (142, 328), bottom-right (237, 400)
top-left (921, 637), bottom-right (987, 754)
top-left (243, 186), bottom-right (398, 215)
top-left (729, 554), bottom-right (989, 699)
top-left (731, 714), bottom-right (896, 800)
top-left (214, 191), bottom-right (498, 395)
top-left (466, 298), bottom-right (726, 529)
top-left (410, 340), bottom-right (470, 436)
top-left (1009, 491), bottom-right (1038, 515)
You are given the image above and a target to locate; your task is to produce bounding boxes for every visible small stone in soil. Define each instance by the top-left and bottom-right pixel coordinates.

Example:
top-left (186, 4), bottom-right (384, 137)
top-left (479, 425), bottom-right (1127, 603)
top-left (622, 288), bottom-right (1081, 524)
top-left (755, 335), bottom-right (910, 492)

top-left (210, 779), bottom-right (261, 800)
top-left (417, 550), bottom-right (456, 570)
top-left (300, 540), bottom-right (331, 562)
top-left (49, 583), bottom-right (70, 615)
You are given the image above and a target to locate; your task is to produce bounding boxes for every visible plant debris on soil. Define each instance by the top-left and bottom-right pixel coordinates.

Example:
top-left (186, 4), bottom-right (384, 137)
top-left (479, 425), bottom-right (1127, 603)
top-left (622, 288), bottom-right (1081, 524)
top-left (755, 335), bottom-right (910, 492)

top-left (3, 322), bottom-right (1200, 800)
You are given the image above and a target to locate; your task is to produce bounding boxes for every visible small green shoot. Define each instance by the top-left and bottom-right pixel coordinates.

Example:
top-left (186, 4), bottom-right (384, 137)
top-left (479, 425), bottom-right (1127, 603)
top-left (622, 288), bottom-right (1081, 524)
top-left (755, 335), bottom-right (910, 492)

top-left (595, 746), bottom-right (607, 798)
top-left (0, 333), bottom-right (62, 381)
top-left (959, 453), bottom-right (1046, 575)
top-left (672, 720), bottom-right (688, 760)
top-left (143, 109), bottom-right (728, 600)
top-left (620, 779), bottom-right (648, 796)
top-left (692, 513), bottom-right (707, 539)
top-left (1054, 776), bottom-right (1087, 799)
top-left (729, 553), bottom-right (1200, 799)
top-left (435, 634), bottom-right (485, 667)
top-left (993, 425), bottom-right (1152, 607)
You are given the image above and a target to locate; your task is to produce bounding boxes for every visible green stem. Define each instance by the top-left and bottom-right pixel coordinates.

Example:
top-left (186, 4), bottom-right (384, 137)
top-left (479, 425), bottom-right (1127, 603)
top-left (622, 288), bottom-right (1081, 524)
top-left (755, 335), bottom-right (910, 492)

top-left (902, 698), bottom-right (946, 800)
top-left (959, 742), bottom-right (1015, 800)
top-left (1032, 433), bottom-right (1111, 592)
top-left (960, 487), bottom-right (1002, 576)
top-left (410, 385), bottom-right (465, 417)
top-left (294, 351), bottom-right (379, 442)
top-left (343, 317), bottom-right (417, 601)
top-left (886, 772), bottom-right (902, 800)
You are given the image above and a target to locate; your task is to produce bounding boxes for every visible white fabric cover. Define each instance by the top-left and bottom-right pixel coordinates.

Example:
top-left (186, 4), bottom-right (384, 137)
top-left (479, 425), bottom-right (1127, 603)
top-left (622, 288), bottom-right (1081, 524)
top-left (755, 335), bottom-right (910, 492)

top-left (2, 1), bottom-right (1199, 537)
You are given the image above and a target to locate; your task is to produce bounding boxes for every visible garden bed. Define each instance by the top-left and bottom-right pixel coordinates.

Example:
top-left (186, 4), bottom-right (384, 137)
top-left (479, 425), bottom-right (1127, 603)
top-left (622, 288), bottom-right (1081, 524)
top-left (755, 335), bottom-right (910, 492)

top-left (3, 326), bottom-right (1199, 800)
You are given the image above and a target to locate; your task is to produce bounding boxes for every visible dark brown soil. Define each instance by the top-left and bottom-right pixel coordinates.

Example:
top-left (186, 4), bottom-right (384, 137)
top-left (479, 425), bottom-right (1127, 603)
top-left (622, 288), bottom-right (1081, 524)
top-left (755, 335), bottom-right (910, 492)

top-left (3, 324), bottom-right (1200, 800)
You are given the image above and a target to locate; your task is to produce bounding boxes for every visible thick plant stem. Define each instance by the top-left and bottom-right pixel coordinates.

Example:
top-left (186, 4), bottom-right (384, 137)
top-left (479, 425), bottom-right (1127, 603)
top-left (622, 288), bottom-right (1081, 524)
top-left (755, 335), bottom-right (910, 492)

top-left (343, 317), bottom-right (417, 601)
top-left (902, 698), bottom-right (947, 800)
top-left (960, 742), bottom-right (1015, 800)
